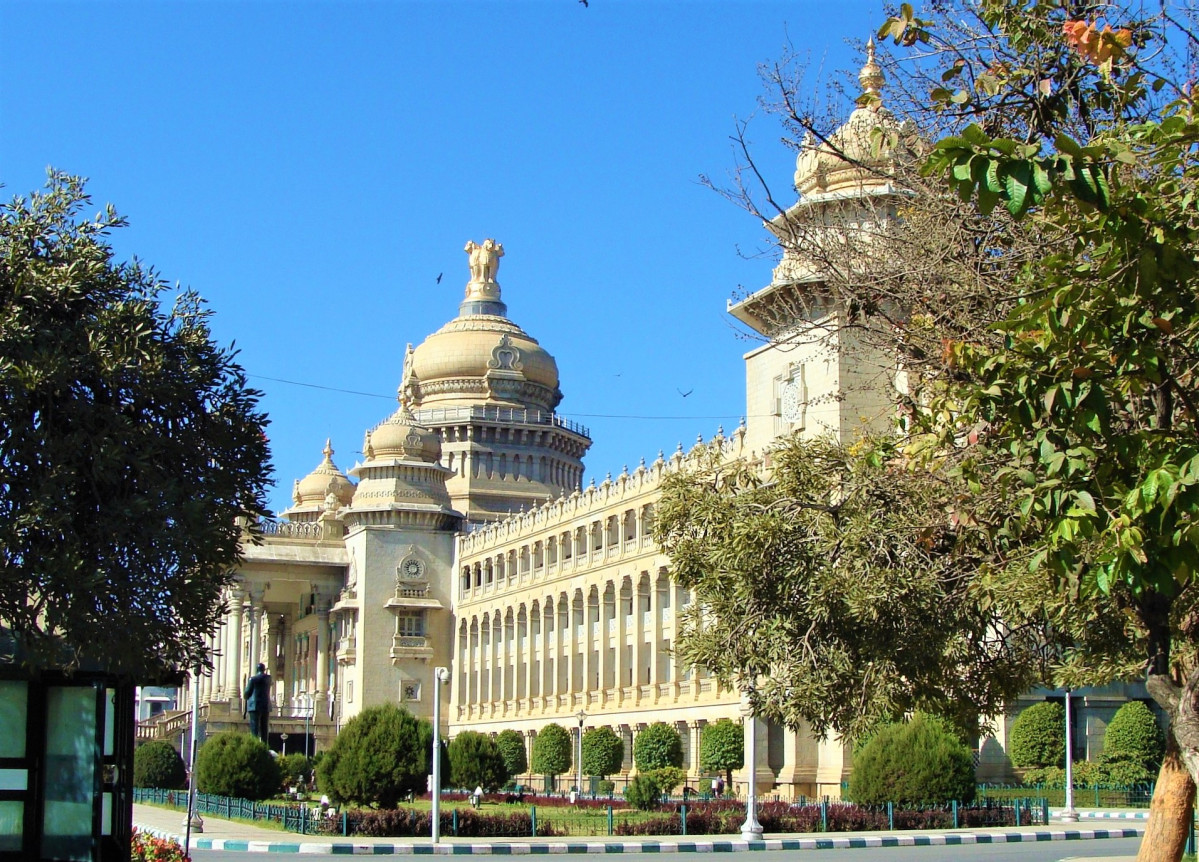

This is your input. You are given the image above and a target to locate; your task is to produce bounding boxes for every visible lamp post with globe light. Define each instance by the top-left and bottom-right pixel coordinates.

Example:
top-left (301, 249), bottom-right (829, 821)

top-left (1061, 691), bottom-right (1078, 822)
top-left (576, 710), bottom-right (587, 796)
top-left (432, 666), bottom-right (451, 843)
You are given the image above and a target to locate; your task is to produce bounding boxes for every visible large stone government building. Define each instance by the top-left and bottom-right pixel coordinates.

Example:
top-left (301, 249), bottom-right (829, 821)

top-left (160, 53), bottom-right (1147, 796)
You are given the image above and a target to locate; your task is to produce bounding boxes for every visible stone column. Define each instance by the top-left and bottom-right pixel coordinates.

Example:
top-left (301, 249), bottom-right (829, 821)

top-left (583, 591), bottom-right (595, 705)
top-left (273, 615), bottom-right (288, 707)
top-left (615, 581), bottom-right (628, 705)
top-left (651, 578), bottom-right (663, 702)
top-left (525, 729), bottom-right (537, 783)
top-left (247, 587), bottom-right (264, 682)
top-left (314, 597), bottom-right (331, 720)
top-left (564, 600), bottom-right (575, 700)
top-left (214, 622), bottom-right (227, 699)
top-left (540, 603), bottom-right (553, 706)
top-left (228, 586), bottom-right (245, 711)
top-left (498, 617), bottom-right (508, 706)
top-left (689, 720), bottom-right (705, 777)
top-left (524, 610), bottom-right (536, 706)
top-left (598, 587), bottom-right (610, 704)
top-left (632, 581), bottom-right (644, 702)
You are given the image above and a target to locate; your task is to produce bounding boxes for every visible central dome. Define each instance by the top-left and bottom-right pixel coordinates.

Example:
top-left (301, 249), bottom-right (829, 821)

top-left (406, 239), bottom-right (562, 412)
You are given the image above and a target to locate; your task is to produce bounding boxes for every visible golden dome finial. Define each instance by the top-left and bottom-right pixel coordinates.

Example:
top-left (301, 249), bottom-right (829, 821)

top-left (322, 438), bottom-right (334, 461)
top-left (859, 37), bottom-right (885, 103)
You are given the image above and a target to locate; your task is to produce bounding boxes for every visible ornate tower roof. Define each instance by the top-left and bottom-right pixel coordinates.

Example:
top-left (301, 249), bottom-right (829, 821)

top-left (793, 38), bottom-right (900, 196)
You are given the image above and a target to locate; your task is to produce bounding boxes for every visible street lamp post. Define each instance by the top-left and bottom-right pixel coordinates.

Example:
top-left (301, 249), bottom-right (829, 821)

top-left (576, 710), bottom-right (587, 796)
top-left (431, 666), bottom-right (451, 844)
top-left (281, 733), bottom-right (288, 756)
top-left (740, 686), bottom-right (763, 841)
top-left (1061, 691), bottom-right (1078, 822)
top-left (183, 665), bottom-right (204, 858)
top-left (299, 692), bottom-right (313, 758)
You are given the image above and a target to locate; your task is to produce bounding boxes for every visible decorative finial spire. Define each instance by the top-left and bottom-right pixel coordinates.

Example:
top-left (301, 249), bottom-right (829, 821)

top-left (859, 37), bottom-right (885, 103)
top-left (322, 438), bottom-right (334, 461)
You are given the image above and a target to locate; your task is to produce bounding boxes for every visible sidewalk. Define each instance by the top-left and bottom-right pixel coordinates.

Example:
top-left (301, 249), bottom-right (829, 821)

top-left (134, 803), bottom-right (1146, 855)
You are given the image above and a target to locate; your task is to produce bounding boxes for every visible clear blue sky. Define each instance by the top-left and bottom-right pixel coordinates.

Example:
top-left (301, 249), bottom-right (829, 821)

top-left (3, 0), bottom-right (886, 515)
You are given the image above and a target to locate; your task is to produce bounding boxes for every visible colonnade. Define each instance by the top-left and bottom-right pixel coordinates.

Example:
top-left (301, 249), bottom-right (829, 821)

top-left (455, 568), bottom-right (715, 719)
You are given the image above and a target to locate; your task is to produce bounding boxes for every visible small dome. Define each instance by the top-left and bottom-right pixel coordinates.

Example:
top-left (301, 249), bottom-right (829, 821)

top-left (364, 404), bottom-right (441, 463)
top-left (793, 39), bottom-right (901, 196)
top-left (293, 439), bottom-right (355, 507)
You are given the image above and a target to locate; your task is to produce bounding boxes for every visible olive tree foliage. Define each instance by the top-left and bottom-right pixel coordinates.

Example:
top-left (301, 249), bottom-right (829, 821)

top-left (699, 718), bottom-right (743, 786)
top-left (633, 722), bottom-right (683, 772)
top-left (581, 726), bottom-right (625, 779)
top-left (530, 723), bottom-right (572, 779)
top-left (654, 436), bottom-right (1044, 742)
top-left (0, 173), bottom-right (271, 676)
top-left (495, 728), bottom-right (528, 779)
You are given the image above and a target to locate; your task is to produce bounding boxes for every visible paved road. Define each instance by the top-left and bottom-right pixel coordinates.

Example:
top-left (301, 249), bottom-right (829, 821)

top-left (190, 837), bottom-right (1141, 861)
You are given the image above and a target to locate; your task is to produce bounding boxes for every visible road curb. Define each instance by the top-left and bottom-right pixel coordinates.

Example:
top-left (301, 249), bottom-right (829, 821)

top-left (136, 824), bottom-right (1145, 854)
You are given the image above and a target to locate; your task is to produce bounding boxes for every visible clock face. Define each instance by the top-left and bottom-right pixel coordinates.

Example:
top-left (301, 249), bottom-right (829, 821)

top-left (781, 379), bottom-right (803, 423)
top-left (402, 559), bottom-right (425, 579)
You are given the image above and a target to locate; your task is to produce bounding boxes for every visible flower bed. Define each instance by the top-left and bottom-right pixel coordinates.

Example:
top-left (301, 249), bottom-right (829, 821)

top-left (317, 807), bottom-right (565, 838)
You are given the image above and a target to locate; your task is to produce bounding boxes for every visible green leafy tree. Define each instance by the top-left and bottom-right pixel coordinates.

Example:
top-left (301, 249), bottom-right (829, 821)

top-left (1105, 701), bottom-right (1166, 772)
top-left (581, 726), bottom-right (624, 779)
top-left (448, 731), bottom-right (509, 792)
top-left (0, 173), bottom-right (271, 677)
top-left (699, 718), bottom-right (743, 787)
top-left (495, 728), bottom-right (528, 780)
top-left (848, 713), bottom-right (976, 806)
top-left (1009, 702), bottom-right (1065, 769)
top-left (530, 723), bottom-right (571, 784)
top-left (872, 3), bottom-right (1199, 856)
top-left (633, 722), bottom-right (683, 772)
top-left (133, 740), bottom-right (186, 790)
top-left (317, 704), bottom-right (427, 808)
top-left (194, 733), bottom-right (281, 801)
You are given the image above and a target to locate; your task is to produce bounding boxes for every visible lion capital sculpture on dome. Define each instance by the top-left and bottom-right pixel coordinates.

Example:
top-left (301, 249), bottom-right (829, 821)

top-left (464, 238), bottom-right (503, 283)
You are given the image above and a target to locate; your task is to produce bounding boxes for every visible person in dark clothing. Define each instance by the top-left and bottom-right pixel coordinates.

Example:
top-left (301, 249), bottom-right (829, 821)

top-left (243, 663), bottom-right (271, 744)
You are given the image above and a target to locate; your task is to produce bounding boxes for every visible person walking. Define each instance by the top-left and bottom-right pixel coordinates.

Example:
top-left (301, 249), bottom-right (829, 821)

top-left (243, 663), bottom-right (272, 744)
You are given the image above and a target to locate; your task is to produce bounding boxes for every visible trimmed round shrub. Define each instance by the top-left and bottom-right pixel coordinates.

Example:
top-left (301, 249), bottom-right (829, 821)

top-left (1104, 701), bottom-right (1165, 770)
top-left (582, 726), bottom-right (625, 779)
top-left (1009, 701), bottom-right (1065, 769)
top-left (848, 713), bottom-right (975, 806)
top-left (495, 729), bottom-right (528, 779)
top-left (624, 773), bottom-right (662, 810)
top-left (317, 704), bottom-right (427, 808)
top-left (531, 724), bottom-right (572, 780)
top-left (633, 722), bottom-right (683, 772)
top-left (449, 731), bottom-right (509, 792)
top-left (133, 740), bottom-right (186, 789)
top-left (194, 733), bottom-right (281, 801)
top-left (596, 779), bottom-right (616, 796)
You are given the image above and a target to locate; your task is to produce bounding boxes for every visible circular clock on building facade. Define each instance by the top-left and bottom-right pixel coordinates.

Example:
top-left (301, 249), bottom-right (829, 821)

top-left (402, 558), bottom-right (425, 579)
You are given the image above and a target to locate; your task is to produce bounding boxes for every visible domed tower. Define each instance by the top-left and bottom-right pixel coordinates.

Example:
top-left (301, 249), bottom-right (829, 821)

top-left (282, 439), bottom-right (356, 522)
top-left (404, 239), bottom-right (592, 523)
top-left (729, 41), bottom-right (910, 456)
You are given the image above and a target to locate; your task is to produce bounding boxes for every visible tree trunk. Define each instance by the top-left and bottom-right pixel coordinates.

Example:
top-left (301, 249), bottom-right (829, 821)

top-left (1136, 733), bottom-right (1195, 862)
